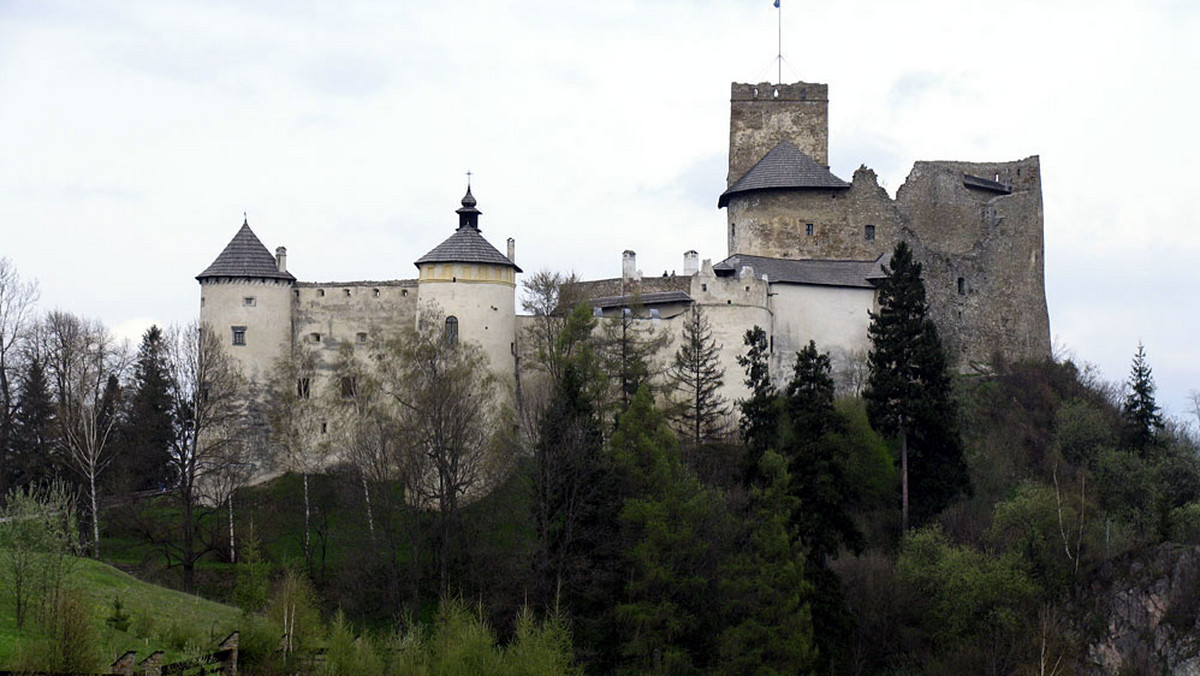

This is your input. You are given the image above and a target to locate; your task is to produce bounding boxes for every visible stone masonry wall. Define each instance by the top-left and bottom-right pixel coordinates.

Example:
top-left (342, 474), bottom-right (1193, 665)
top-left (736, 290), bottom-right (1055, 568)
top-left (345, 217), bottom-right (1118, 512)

top-left (728, 82), bottom-right (830, 184)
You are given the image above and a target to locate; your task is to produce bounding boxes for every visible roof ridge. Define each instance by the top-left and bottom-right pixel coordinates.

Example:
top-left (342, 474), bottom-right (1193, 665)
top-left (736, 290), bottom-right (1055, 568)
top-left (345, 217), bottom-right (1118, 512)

top-left (718, 140), bottom-right (849, 207)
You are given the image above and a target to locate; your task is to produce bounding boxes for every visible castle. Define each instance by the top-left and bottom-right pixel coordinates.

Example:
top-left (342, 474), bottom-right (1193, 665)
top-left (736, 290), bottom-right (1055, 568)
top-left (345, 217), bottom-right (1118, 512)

top-left (198, 79), bottom-right (1050, 429)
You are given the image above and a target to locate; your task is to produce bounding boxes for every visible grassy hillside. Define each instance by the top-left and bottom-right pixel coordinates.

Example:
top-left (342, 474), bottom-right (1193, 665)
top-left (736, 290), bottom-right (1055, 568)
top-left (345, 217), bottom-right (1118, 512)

top-left (0, 553), bottom-right (244, 670)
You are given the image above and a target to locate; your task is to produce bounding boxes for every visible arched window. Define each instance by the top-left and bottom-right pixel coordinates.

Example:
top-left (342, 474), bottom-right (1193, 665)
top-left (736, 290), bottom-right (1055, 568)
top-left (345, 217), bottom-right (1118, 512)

top-left (445, 316), bottom-right (459, 345)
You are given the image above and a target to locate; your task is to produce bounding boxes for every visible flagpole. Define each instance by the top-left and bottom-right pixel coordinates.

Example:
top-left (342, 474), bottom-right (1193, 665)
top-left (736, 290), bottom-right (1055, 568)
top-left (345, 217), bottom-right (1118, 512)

top-left (776, 0), bottom-right (782, 85)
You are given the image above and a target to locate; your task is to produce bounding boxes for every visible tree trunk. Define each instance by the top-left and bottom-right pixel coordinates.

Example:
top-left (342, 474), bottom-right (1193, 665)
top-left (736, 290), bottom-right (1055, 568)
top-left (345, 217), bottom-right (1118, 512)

top-left (228, 496), bottom-right (236, 563)
top-left (89, 471), bottom-right (100, 558)
top-left (900, 424), bottom-right (909, 532)
top-left (302, 472), bottom-right (311, 569)
top-left (361, 473), bottom-right (375, 543)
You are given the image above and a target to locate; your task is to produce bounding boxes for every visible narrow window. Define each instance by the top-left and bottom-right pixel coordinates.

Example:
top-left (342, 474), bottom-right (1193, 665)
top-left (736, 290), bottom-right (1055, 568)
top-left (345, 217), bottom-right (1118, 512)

top-left (320, 422), bottom-right (327, 434)
top-left (294, 289), bottom-right (300, 297)
top-left (317, 289), bottom-right (325, 297)
top-left (864, 224), bottom-right (876, 241)
top-left (357, 332), bottom-right (368, 343)
top-left (310, 332), bottom-right (321, 343)
top-left (297, 377), bottom-right (311, 399)
top-left (701, 283), bottom-right (708, 292)
top-left (445, 316), bottom-right (459, 345)
top-left (957, 277), bottom-right (966, 295)
top-left (340, 377), bottom-right (357, 399)
top-left (243, 296), bottom-right (256, 307)
top-left (402, 289), bottom-right (408, 297)
top-left (231, 326), bottom-right (246, 346)
top-left (373, 288), bottom-right (380, 297)
top-left (344, 288), bottom-right (351, 297)
top-left (805, 223), bottom-right (814, 236)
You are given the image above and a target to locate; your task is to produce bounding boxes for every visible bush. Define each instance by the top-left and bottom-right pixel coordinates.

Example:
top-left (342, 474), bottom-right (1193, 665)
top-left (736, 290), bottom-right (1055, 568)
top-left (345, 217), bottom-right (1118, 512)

top-left (15, 586), bottom-right (102, 674)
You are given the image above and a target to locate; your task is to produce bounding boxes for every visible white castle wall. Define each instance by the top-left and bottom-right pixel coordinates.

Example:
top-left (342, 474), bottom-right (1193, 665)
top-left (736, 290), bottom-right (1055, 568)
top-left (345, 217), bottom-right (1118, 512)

top-left (199, 277), bottom-right (293, 383)
top-left (417, 262), bottom-right (518, 385)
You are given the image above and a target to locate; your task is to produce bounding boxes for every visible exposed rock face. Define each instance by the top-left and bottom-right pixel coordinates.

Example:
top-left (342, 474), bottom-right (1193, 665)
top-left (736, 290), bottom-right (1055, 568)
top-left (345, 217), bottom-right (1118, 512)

top-left (1081, 545), bottom-right (1200, 675)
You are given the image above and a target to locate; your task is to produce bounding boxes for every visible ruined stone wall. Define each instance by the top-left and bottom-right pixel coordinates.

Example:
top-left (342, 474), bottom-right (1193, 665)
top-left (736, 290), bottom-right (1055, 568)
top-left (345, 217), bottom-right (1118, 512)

top-left (566, 274), bottom-right (692, 301)
top-left (728, 82), bottom-right (829, 184)
top-left (897, 156), bottom-right (1050, 368)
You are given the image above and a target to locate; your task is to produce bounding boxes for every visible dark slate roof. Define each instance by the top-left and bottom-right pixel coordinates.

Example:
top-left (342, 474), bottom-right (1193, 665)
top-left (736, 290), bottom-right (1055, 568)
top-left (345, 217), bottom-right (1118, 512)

top-left (718, 140), bottom-right (850, 207)
top-left (415, 188), bottom-right (522, 272)
top-left (414, 227), bottom-right (521, 271)
top-left (962, 173), bottom-right (1013, 194)
top-left (197, 220), bottom-right (295, 281)
top-left (587, 290), bottom-right (693, 309)
top-left (713, 253), bottom-right (890, 289)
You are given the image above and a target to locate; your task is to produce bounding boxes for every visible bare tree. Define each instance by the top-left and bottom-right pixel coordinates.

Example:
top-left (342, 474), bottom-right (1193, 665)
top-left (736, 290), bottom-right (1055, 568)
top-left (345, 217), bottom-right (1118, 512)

top-left (41, 311), bottom-right (128, 558)
top-left (157, 322), bottom-right (247, 591)
top-left (0, 259), bottom-right (39, 476)
top-left (375, 307), bottom-right (512, 594)
top-left (668, 304), bottom-right (729, 446)
top-left (520, 269), bottom-right (583, 382)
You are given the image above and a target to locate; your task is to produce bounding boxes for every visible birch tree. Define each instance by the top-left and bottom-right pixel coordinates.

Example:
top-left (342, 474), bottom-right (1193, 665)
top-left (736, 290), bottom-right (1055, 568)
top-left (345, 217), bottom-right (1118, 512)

top-left (42, 311), bottom-right (128, 558)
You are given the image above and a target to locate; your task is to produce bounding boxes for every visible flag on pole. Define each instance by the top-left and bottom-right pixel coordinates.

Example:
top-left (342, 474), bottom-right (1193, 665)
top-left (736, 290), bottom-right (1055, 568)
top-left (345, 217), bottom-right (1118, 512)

top-left (774, 0), bottom-right (780, 7)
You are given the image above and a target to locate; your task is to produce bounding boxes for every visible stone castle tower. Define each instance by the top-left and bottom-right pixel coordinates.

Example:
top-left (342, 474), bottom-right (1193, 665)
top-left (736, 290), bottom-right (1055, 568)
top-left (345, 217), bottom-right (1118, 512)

top-left (719, 81), bottom-right (1050, 369)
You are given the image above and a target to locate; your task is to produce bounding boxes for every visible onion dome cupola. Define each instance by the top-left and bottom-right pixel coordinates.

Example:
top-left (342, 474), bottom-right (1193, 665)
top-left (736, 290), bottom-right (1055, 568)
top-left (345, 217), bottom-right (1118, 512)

top-left (197, 217), bottom-right (295, 282)
top-left (414, 187), bottom-right (522, 273)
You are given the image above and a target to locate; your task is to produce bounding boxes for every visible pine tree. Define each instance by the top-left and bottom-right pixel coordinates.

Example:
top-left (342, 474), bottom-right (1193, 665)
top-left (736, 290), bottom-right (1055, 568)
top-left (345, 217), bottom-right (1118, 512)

top-left (737, 326), bottom-right (778, 485)
top-left (1122, 342), bottom-right (1164, 454)
top-left (669, 304), bottom-right (729, 447)
top-left (9, 356), bottom-right (56, 490)
top-left (863, 242), bottom-right (968, 530)
top-left (112, 326), bottom-right (174, 492)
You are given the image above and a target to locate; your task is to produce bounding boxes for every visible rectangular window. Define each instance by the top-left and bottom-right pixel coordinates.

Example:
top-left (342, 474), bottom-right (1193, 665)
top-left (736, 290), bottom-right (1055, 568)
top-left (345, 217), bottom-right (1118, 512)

top-left (243, 296), bottom-right (256, 307)
top-left (957, 277), bottom-right (966, 295)
top-left (805, 223), bottom-right (814, 236)
top-left (310, 332), bottom-right (322, 343)
top-left (340, 377), bottom-right (358, 399)
top-left (297, 377), bottom-right (311, 399)
top-left (231, 326), bottom-right (246, 346)
top-left (356, 332), bottom-right (368, 343)
top-left (864, 224), bottom-right (876, 241)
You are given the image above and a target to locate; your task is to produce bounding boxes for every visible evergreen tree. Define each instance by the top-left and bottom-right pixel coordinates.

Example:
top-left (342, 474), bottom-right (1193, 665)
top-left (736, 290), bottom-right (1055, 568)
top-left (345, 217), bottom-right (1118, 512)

top-left (597, 301), bottom-right (670, 425)
top-left (112, 326), bottom-right (174, 491)
top-left (1121, 342), bottom-right (1164, 454)
top-left (669, 304), bottom-right (729, 447)
top-left (717, 450), bottom-right (816, 675)
top-left (863, 241), bottom-right (968, 530)
top-left (737, 326), bottom-right (778, 485)
top-left (782, 341), bottom-right (863, 562)
top-left (8, 356), bottom-right (56, 490)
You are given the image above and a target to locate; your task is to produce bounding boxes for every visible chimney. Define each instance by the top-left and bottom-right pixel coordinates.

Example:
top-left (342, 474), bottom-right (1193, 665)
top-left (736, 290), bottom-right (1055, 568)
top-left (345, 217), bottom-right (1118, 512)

top-left (275, 246), bottom-right (288, 273)
top-left (507, 237), bottom-right (516, 264)
top-left (622, 250), bottom-right (637, 281)
top-left (683, 250), bottom-right (699, 275)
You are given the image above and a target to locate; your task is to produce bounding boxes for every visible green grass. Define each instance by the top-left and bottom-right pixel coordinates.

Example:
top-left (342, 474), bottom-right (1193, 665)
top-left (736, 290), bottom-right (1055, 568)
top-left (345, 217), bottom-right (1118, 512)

top-left (0, 553), bottom-right (245, 669)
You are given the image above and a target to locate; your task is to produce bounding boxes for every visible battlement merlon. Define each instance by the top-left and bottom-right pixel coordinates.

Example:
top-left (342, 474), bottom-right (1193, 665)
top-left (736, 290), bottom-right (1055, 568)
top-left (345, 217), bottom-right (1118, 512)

top-left (728, 81), bottom-right (831, 185)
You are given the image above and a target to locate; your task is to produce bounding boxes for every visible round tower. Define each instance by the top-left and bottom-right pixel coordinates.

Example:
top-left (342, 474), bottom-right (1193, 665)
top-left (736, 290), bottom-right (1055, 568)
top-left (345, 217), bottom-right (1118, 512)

top-left (414, 186), bottom-right (521, 385)
top-left (196, 217), bottom-right (295, 383)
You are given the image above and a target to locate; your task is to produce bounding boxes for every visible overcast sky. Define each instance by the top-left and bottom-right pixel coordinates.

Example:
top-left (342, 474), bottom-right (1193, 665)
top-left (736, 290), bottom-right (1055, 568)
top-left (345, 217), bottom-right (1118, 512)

top-left (1, 0), bottom-right (1196, 423)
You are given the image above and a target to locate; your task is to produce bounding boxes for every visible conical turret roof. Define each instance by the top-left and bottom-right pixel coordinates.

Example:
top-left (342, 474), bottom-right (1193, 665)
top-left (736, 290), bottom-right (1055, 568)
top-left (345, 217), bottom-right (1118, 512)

top-left (197, 219), bottom-right (295, 281)
top-left (718, 140), bottom-right (850, 207)
top-left (414, 188), bottom-right (522, 272)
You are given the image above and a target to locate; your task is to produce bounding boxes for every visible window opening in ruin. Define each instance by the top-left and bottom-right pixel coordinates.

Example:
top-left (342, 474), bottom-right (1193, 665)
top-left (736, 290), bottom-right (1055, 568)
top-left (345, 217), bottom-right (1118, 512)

top-left (701, 283), bottom-right (708, 292)
top-left (344, 289), bottom-right (351, 297)
top-left (864, 225), bottom-right (876, 241)
top-left (243, 297), bottom-right (256, 307)
top-left (994, 173), bottom-right (1000, 182)
top-left (401, 289), bottom-right (408, 297)
top-left (373, 288), bottom-right (380, 297)
top-left (201, 297), bottom-right (205, 307)
top-left (294, 290), bottom-right (300, 297)
top-left (957, 277), bottom-right (966, 295)
top-left (340, 377), bottom-right (357, 399)
top-left (310, 332), bottom-right (321, 343)
top-left (320, 422), bottom-right (327, 434)
top-left (357, 332), bottom-right (367, 343)
top-left (231, 326), bottom-right (246, 346)
top-left (445, 316), bottom-right (459, 345)
top-left (318, 289), bottom-right (325, 297)
top-left (297, 378), bottom-right (311, 399)
top-left (806, 223), bottom-right (814, 236)
top-left (511, 342), bottom-right (516, 355)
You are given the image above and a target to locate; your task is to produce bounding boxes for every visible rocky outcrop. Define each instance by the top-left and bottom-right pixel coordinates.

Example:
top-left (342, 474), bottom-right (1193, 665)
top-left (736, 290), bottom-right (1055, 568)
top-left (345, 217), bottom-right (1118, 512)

top-left (1082, 545), bottom-right (1200, 675)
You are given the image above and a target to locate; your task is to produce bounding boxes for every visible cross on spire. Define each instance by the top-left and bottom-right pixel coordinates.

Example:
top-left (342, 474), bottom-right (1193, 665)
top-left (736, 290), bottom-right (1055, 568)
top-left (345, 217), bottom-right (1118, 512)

top-left (465, 170), bottom-right (473, 188)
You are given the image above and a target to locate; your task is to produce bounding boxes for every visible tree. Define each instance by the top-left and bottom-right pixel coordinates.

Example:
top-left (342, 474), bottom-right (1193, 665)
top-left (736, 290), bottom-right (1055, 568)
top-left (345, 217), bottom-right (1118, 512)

top-left (596, 301), bottom-right (670, 425)
top-left (42, 311), bottom-right (128, 557)
top-left (520, 269), bottom-right (584, 383)
top-left (863, 242), bottom-right (968, 531)
top-left (0, 481), bottom-right (79, 630)
top-left (0, 259), bottom-right (39, 484)
top-left (669, 304), bottom-right (729, 447)
top-left (112, 325), bottom-right (174, 492)
top-left (737, 326), bottom-right (778, 485)
top-left (1121, 342), bottom-right (1164, 453)
top-left (376, 307), bottom-right (511, 595)
top-left (157, 322), bottom-right (247, 592)
top-left (8, 353), bottom-right (56, 490)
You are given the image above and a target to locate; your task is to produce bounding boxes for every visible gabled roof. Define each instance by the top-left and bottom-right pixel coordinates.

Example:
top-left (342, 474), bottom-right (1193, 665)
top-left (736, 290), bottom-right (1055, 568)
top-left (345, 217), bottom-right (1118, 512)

top-left (714, 253), bottom-right (890, 289)
top-left (415, 188), bottom-right (522, 272)
top-left (197, 220), bottom-right (295, 281)
top-left (718, 140), bottom-right (850, 207)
